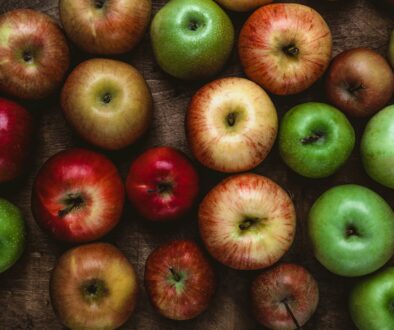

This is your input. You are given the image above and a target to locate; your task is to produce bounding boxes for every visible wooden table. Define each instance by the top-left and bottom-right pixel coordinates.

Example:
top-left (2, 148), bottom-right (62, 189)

top-left (0, 0), bottom-right (393, 329)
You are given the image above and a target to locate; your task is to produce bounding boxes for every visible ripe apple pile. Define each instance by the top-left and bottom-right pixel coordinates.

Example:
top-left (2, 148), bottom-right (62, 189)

top-left (0, 0), bottom-right (393, 329)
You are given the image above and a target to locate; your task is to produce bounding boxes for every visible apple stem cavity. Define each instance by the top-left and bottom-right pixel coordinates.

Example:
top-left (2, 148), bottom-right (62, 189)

top-left (282, 299), bottom-right (302, 330)
top-left (22, 50), bottom-right (33, 63)
top-left (347, 83), bottom-right (364, 95)
top-left (81, 279), bottom-right (108, 302)
top-left (226, 112), bottom-right (237, 127)
top-left (169, 267), bottom-right (182, 282)
top-left (239, 217), bottom-right (260, 231)
top-left (283, 45), bottom-right (300, 57)
top-left (94, 0), bottom-right (105, 9)
top-left (147, 182), bottom-right (173, 195)
top-left (346, 225), bottom-right (359, 237)
top-left (301, 131), bottom-right (324, 145)
top-left (188, 20), bottom-right (200, 31)
top-left (102, 93), bottom-right (112, 104)
top-left (58, 194), bottom-right (85, 217)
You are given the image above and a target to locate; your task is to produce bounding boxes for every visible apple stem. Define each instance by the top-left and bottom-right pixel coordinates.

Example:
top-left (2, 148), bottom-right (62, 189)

top-left (22, 51), bottom-right (33, 63)
top-left (169, 267), bottom-right (181, 282)
top-left (282, 300), bottom-right (302, 329)
top-left (102, 93), bottom-right (112, 104)
top-left (226, 112), bottom-right (237, 127)
top-left (283, 45), bottom-right (299, 57)
top-left (301, 131), bottom-right (324, 145)
top-left (58, 194), bottom-right (85, 217)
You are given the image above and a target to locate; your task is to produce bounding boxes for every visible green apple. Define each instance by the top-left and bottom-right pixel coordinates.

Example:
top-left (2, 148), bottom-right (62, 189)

top-left (308, 185), bottom-right (394, 277)
top-left (389, 31), bottom-right (394, 69)
top-left (361, 105), bottom-right (394, 188)
top-left (0, 198), bottom-right (26, 273)
top-left (278, 102), bottom-right (355, 178)
top-left (349, 267), bottom-right (394, 330)
top-left (150, 0), bottom-right (234, 80)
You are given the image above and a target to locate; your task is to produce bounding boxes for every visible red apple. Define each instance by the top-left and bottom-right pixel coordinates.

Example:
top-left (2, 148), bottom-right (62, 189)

top-left (126, 147), bottom-right (199, 222)
top-left (251, 263), bottom-right (319, 330)
top-left (50, 243), bottom-right (138, 329)
top-left (61, 58), bottom-right (153, 150)
top-left (325, 48), bottom-right (394, 117)
top-left (239, 3), bottom-right (332, 95)
top-left (144, 240), bottom-right (215, 320)
top-left (59, 0), bottom-right (152, 55)
top-left (32, 148), bottom-right (124, 243)
top-left (186, 77), bottom-right (278, 173)
top-left (199, 173), bottom-right (296, 270)
top-left (0, 97), bottom-right (34, 182)
top-left (0, 9), bottom-right (70, 100)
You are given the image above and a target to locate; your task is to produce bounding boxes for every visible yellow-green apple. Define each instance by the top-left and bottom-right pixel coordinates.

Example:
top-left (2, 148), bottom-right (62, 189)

top-left (251, 263), bottom-right (319, 330)
top-left (150, 0), bottom-right (234, 80)
top-left (239, 3), bottom-right (332, 95)
top-left (0, 97), bottom-right (34, 183)
top-left (186, 77), bottom-right (278, 173)
top-left (50, 243), bottom-right (138, 329)
top-left (215, 0), bottom-right (272, 12)
top-left (144, 240), bottom-right (215, 320)
top-left (0, 9), bottom-right (70, 100)
top-left (308, 185), bottom-right (394, 277)
top-left (390, 31), bottom-right (394, 68)
top-left (61, 58), bottom-right (152, 150)
top-left (59, 0), bottom-right (151, 54)
top-left (0, 198), bottom-right (26, 273)
top-left (32, 148), bottom-right (125, 243)
top-left (126, 147), bottom-right (199, 222)
top-left (199, 173), bottom-right (296, 270)
top-left (325, 48), bottom-right (394, 117)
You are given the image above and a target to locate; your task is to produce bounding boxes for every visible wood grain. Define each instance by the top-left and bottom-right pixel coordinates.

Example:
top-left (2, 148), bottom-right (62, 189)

top-left (0, 0), bottom-right (393, 329)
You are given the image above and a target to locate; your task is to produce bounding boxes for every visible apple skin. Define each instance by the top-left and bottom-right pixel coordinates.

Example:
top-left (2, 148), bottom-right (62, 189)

top-left (239, 3), bottom-right (332, 95)
top-left (361, 105), bottom-right (394, 188)
top-left (126, 147), bottom-right (199, 222)
top-left (59, 0), bottom-right (151, 55)
top-left (389, 31), bottom-right (394, 69)
top-left (349, 267), bottom-right (394, 330)
top-left (251, 263), bottom-right (319, 330)
top-left (144, 240), bottom-right (215, 320)
top-left (0, 9), bottom-right (70, 100)
top-left (50, 243), bottom-right (138, 329)
top-left (32, 148), bottom-right (125, 243)
top-left (0, 97), bottom-right (34, 183)
top-left (0, 198), bottom-right (26, 273)
top-left (199, 173), bottom-right (296, 270)
top-left (215, 0), bottom-right (273, 12)
top-left (308, 184), bottom-right (394, 277)
top-left (186, 77), bottom-right (278, 173)
top-left (61, 58), bottom-right (153, 150)
top-left (279, 102), bottom-right (355, 178)
top-left (150, 0), bottom-right (234, 80)
top-left (325, 48), bottom-right (394, 117)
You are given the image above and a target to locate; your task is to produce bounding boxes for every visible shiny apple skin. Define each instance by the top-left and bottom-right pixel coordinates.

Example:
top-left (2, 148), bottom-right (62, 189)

top-left (239, 3), bottom-right (332, 95)
top-left (59, 0), bottom-right (151, 55)
top-left (0, 9), bottom-right (70, 100)
top-left (251, 263), bottom-right (319, 330)
top-left (215, 0), bottom-right (273, 12)
top-left (32, 148), bottom-right (125, 243)
top-left (186, 77), bottom-right (278, 173)
top-left (0, 97), bottom-right (34, 182)
top-left (126, 147), bottom-right (199, 222)
top-left (61, 58), bottom-right (153, 150)
top-left (199, 173), bottom-right (296, 270)
top-left (325, 48), bottom-right (394, 117)
top-left (144, 240), bottom-right (215, 320)
top-left (50, 243), bottom-right (138, 329)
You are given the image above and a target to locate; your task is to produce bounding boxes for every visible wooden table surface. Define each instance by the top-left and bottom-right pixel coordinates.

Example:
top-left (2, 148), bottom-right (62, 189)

top-left (0, 0), bottom-right (393, 329)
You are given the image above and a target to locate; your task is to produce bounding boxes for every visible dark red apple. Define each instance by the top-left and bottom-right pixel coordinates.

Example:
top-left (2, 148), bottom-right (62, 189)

top-left (144, 240), bottom-right (216, 320)
top-left (325, 48), bottom-right (394, 117)
top-left (0, 9), bottom-right (70, 100)
top-left (126, 147), bottom-right (199, 221)
top-left (50, 243), bottom-right (138, 329)
top-left (0, 97), bottom-right (33, 182)
top-left (251, 263), bottom-right (319, 330)
top-left (32, 148), bottom-right (124, 243)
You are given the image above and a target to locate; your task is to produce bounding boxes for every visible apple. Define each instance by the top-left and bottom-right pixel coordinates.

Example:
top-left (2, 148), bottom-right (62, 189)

top-left (251, 263), bottom-right (319, 330)
top-left (61, 58), bottom-right (152, 150)
top-left (279, 102), bottom-right (355, 178)
top-left (126, 147), bottom-right (199, 222)
top-left (186, 77), bottom-right (278, 173)
top-left (325, 48), bottom-right (394, 117)
top-left (215, 0), bottom-right (272, 12)
top-left (389, 31), bottom-right (394, 69)
top-left (50, 243), bottom-right (138, 329)
top-left (0, 9), bottom-right (70, 100)
top-left (239, 3), bottom-right (332, 95)
top-left (150, 0), bottom-right (234, 80)
top-left (144, 239), bottom-right (215, 320)
top-left (361, 105), bottom-right (394, 188)
top-left (0, 198), bottom-right (26, 273)
top-left (0, 97), bottom-right (34, 183)
top-left (32, 148), bottom-right (125, 243)
top-left (349, 267), bottom-right (394, 330)
top-left (308, 184), bottom-right (394, 277)
top-left (59, 0), bottom-right (151, 55)
top-left (199, 173), bottom-right (296, 270)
